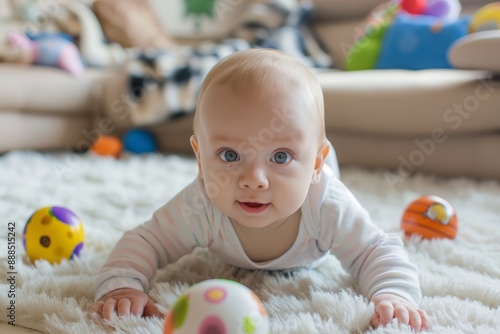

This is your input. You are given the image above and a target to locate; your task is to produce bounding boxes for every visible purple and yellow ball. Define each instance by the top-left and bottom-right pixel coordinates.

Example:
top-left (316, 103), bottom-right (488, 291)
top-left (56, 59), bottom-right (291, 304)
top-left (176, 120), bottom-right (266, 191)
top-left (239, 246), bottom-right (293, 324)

top-left (23, 206), bottom-right (85, 264)
top-left (164, 279), bottom-right (269, 334)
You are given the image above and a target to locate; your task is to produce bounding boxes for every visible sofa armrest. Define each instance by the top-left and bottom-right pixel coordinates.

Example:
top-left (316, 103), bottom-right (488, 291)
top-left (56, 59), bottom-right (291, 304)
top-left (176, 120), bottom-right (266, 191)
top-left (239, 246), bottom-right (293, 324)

top-left (449, 30), bottom-right (500, 72)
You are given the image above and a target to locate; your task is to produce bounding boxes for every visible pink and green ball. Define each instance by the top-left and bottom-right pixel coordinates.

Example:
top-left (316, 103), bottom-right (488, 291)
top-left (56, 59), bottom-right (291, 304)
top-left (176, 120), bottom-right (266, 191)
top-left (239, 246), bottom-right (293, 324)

top-left (164, 279), bottom-right (269, 334)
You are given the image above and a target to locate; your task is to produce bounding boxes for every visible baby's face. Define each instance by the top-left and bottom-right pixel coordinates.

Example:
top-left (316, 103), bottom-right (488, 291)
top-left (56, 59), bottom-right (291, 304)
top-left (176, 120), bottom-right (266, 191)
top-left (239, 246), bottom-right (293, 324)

top-left (191, 84), bottom-right (324, 229)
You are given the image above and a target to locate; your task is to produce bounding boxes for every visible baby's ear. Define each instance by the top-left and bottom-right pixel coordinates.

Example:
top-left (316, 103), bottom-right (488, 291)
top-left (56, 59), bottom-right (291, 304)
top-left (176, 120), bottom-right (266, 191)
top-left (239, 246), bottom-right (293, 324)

top-left (190, 135), bottom-right (203, 178)
top-left (312, 143), bottom-right (329, 185)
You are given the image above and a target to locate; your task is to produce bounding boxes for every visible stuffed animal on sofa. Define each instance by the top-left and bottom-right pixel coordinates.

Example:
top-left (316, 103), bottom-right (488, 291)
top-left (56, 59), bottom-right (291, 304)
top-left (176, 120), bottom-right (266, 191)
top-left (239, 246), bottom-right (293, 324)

top-left (5, 32), bottom-right (84, 76)
top-left (375, 13), bottom-right (470, 70)
top-left (2, 0), bottom-right (128, 69)
top-left (345, 0), bottom-right (469, 71)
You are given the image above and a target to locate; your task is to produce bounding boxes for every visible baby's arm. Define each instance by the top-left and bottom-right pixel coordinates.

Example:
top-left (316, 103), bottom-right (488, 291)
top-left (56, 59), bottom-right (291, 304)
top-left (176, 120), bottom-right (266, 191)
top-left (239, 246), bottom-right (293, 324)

top-left (90, 224), bottom-right (168, 320)
top-left (91, 178), bottom-right (211, 319)
top-left (319, 179), bottom-right (426, 330)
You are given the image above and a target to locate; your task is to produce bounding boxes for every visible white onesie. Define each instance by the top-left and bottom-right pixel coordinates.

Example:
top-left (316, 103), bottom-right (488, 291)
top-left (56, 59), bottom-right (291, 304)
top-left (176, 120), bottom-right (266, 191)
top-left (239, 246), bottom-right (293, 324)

top-left (94, 154), bottom-right (421, 307)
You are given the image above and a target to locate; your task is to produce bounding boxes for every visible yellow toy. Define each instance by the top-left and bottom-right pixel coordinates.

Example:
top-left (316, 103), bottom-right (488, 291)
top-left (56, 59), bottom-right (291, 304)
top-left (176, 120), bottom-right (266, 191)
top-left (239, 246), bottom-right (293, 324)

top-left (23, 206), bottom-right (85, 264)
top-left (470, 2), bottom-right (500, 33)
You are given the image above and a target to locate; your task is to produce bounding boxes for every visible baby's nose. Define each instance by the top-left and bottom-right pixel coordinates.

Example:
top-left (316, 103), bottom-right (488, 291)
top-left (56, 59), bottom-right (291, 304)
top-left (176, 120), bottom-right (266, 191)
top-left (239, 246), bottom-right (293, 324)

top-left (238, 165), bottom-right (269, 190)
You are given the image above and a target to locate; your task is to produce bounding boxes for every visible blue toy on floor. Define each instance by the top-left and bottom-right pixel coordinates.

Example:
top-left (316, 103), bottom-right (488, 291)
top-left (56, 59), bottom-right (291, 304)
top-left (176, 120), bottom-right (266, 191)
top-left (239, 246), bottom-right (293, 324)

top-left (123, 129), bottom-right (158, 154)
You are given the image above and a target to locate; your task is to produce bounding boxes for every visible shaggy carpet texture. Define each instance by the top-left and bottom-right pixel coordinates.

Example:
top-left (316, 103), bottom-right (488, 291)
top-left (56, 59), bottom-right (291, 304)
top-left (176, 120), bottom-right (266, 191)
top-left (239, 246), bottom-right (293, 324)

top-left (0, 151), bottom-right (499, 334)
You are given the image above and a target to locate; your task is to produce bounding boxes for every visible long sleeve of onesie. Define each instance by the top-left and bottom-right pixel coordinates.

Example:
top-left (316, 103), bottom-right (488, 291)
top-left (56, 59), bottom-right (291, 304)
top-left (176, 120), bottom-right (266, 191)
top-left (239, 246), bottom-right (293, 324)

top-left (93, 178), bottom-right (212, 301)
top-left (311, 176), bottom-right (422, 307)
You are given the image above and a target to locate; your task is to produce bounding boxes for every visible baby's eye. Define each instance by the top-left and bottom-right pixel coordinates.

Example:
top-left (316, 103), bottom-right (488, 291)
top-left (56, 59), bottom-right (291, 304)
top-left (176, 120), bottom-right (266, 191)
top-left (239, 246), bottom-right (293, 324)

top-left (219, 149), bottom-right (239, 162)
top-left (271, 151), bottom-right (291, 164)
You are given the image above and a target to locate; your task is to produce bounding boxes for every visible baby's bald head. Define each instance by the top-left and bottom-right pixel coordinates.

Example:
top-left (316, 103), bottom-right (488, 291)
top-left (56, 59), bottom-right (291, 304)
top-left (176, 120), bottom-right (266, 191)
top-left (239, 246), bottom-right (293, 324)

top-left (193, 49), bottom-right (326, 146)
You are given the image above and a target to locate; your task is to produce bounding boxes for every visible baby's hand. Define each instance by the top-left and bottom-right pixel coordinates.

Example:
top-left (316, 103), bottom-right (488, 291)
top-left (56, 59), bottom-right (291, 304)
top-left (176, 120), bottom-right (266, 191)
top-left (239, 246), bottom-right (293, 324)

top-left (371, 293), bottom-right (428, 331)
top-left (90, 288), bottom-right (163, 321)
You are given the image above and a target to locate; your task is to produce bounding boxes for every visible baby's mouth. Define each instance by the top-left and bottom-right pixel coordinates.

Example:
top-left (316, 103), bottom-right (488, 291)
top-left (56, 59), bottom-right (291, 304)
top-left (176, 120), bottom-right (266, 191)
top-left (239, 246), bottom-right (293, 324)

top-left (238, 201), bottom-right (270, 213)
top-left (245, 202), bottom-right (264, 208)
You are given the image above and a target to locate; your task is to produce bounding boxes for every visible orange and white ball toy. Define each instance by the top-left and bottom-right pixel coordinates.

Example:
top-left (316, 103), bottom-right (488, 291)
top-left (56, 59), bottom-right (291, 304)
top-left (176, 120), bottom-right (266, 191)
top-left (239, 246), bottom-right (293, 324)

top-left (90, 135), bottom-right (122, 158)
top-left (401, 195), bottom-right (458, 239)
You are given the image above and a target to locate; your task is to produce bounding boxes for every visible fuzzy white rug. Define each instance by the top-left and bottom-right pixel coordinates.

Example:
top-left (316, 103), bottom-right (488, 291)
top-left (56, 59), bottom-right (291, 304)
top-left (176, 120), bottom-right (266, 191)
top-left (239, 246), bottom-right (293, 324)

top-left (1, 151), bottom-right (500, 334)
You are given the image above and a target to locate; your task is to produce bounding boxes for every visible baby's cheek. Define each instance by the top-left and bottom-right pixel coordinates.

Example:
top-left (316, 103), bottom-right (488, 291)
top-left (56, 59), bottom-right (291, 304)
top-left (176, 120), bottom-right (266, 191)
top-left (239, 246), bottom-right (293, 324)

top-left (276, 180), bottom-right (308, 210)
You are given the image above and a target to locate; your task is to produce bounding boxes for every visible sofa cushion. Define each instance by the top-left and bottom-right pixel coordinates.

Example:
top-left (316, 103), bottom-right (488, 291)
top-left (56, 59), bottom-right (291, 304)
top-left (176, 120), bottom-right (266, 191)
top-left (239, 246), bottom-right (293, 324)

top-left (317, 69), bottom-right (500, 136)
top-left (329, 131), bottom-right (500, 179)
top-left (93, 0), bottom-right (175, 49)
top-left (313, 19), bottom-right (363, 69)
top-left (0, 112), bottom-right (89, 152)
top-left (0, 64), bottom-right (115, 115)
top-left (312, 0), bottom-right (386, 20)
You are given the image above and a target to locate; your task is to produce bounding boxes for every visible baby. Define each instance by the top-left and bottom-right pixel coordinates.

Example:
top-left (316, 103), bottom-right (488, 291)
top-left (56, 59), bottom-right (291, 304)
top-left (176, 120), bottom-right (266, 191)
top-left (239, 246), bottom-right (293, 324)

top-left (91, 49), bottom-right (428, 331)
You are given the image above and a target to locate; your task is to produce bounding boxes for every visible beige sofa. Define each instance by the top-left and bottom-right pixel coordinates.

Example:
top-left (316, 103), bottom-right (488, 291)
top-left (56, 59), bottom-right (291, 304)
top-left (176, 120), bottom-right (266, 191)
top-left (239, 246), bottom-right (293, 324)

top-left (1, 0), bottom-right (500, 180)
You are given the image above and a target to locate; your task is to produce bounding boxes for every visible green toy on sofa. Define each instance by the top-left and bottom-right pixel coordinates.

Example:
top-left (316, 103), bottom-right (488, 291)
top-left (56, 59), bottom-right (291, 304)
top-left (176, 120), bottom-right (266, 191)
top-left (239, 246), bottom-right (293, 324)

top-left (345, 0), bottom-right (477, 71)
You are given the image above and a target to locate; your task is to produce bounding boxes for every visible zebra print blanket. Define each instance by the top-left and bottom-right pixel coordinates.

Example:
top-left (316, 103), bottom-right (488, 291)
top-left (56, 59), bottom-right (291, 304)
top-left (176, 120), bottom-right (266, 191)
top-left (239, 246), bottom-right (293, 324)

top-left (124, 0), bottom-right (332, 125)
